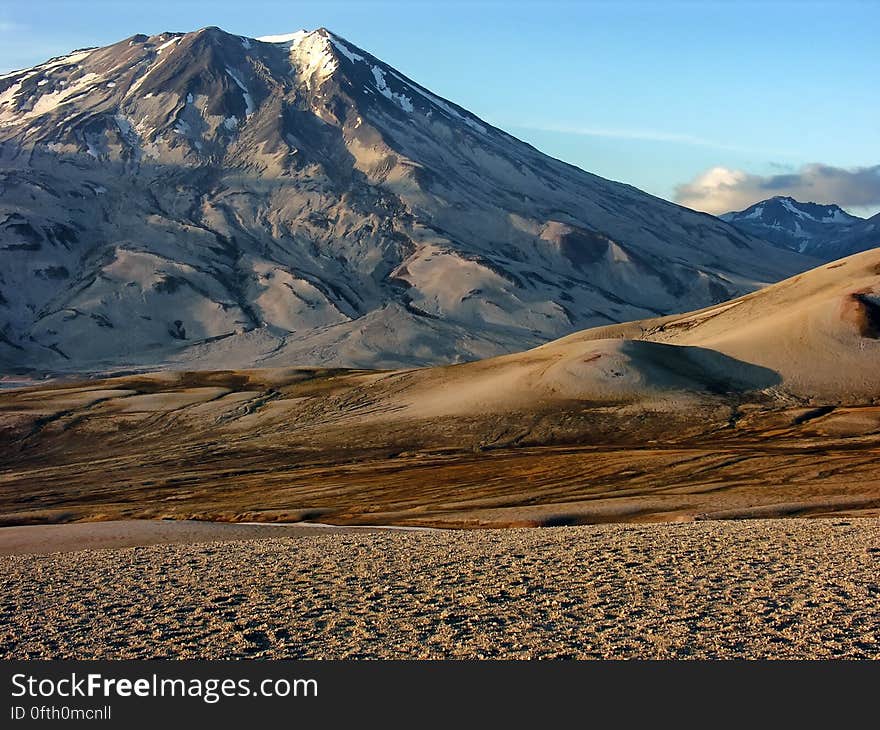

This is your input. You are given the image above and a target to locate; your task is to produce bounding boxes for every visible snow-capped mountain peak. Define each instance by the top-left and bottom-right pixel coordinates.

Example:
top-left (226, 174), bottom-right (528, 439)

top-left (0, 25), bottom-right (814, 374)
top-left (723, 196), bottom-right (861, 227)
top-left (721, 196), bottom-right (873, 259)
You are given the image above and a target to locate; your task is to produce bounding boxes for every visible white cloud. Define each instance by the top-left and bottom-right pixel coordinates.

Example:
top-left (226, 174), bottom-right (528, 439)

top-left (675, 163), bottom-right (880, 215)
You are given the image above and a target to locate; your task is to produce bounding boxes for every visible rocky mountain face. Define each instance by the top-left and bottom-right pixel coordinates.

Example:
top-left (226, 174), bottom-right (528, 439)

top-left (721, 196), bottom-right (878, 260)
top-left (0, 26), bottom-right (813, 374)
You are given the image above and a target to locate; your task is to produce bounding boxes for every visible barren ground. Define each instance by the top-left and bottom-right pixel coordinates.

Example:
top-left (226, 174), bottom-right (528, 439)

top-left (2, 369), bottom-right (880, 528)
top-left (2, 517), bottom-right (879, 659)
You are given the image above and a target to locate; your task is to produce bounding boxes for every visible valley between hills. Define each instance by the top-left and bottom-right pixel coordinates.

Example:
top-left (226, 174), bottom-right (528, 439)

top-left (2, 249), bottom-right (879, 529)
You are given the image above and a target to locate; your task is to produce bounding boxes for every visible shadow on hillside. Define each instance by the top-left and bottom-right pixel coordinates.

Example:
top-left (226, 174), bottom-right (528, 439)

top-left (619, 339), bottom-right (781, 394)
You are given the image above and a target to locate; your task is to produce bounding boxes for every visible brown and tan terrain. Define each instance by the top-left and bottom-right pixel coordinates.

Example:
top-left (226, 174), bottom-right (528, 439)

top-left (2, 518), bottom-right (879, 659)
top-left (0, 250), bottom-right (879, 528)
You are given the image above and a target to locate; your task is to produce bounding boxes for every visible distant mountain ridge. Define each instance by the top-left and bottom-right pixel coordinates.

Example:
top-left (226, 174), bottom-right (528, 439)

top-left (0, 26), bottom-right (814, 374)
top-left (721, 196), bottom-right (879, 260)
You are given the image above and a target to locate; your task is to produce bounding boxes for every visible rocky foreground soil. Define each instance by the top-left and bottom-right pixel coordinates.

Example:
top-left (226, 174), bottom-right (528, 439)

top-left (2, 517), bottom-right (879, 659)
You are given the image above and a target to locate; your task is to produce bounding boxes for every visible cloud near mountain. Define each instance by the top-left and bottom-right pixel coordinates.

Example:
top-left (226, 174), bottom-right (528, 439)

top-left (675, 163), bottom-right (880, 216)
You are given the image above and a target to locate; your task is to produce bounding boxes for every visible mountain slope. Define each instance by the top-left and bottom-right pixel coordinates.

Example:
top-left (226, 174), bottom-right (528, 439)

top-left (721, 196), bottom-right (878, 260)
top-left (0, 26), bottom-right (815, 373)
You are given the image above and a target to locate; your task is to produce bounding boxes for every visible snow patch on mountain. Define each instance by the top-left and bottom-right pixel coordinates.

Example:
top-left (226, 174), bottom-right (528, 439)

top-left (285, 32), bottom-right (339, 90)
top-left (824, 208), bottom-right (857, 224)
top-left (371, 66), bottom-right (414, 113)
top-left (257, 30), bottom-right (308, 45)
top-left (328, 36), bottom-right (365, 64)
top-left (126, 52), bottom-right (171, 98)
top-left (113, 114), bottom-right (143, 161)
top-left (0, 71), bottom-right (100, 125)
top-left (224, 67), bottom-right (254, 116)
top-left (156, 36), bottom-right (180, 53)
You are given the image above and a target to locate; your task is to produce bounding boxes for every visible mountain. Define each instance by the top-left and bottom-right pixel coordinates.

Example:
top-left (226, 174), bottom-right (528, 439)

top-left (0, 26), bottom-right (814, 374)
top-left (721, 196), bottom-right (879, 260)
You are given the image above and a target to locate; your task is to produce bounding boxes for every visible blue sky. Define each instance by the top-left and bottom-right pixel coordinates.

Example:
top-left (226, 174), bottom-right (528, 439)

top-left (2, 0), bottom-right (878, 215)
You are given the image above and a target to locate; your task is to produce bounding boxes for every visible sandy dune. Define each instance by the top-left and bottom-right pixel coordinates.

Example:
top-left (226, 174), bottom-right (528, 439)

top-left (0, 250), bottom-right (878, 528)
top-left (556, 248), bottom-right (880, 401)
top-left (2, 518), bottom-right (878, 659)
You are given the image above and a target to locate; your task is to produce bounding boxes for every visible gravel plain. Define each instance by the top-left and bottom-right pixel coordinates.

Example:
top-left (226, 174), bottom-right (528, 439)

top-left (2, 517), bottom-right (879, 659)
